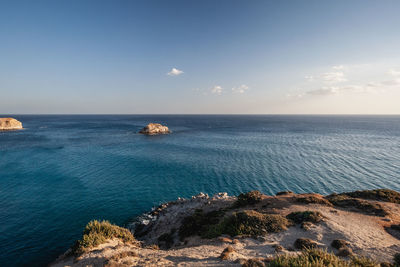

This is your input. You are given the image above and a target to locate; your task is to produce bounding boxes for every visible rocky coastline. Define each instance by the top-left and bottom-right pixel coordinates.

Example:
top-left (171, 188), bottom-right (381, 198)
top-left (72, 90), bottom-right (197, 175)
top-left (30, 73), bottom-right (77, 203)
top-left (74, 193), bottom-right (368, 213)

top-left (52, 189), bottom-right (400, 266)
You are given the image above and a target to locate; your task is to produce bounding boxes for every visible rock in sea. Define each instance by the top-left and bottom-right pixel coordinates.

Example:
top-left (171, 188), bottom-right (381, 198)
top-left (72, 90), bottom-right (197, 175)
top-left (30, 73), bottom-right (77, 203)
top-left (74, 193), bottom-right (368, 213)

top-left (139, 123), bottom-right (170, 135)
top-left (0, 118), bottom-right (23, 130)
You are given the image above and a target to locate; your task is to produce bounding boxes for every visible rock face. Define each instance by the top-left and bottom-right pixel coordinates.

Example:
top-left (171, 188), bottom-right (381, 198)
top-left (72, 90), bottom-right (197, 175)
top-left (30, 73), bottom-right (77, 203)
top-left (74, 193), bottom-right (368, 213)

top-left (139, 123), bottom-right (170, 135)
top-left (0, 118), bottom-right (23, 130)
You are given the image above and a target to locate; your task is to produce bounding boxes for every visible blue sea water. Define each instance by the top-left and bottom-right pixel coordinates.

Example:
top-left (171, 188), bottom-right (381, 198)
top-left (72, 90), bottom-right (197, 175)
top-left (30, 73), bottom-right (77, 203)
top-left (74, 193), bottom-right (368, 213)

top-left (0, 115), bottom-right (400, 266)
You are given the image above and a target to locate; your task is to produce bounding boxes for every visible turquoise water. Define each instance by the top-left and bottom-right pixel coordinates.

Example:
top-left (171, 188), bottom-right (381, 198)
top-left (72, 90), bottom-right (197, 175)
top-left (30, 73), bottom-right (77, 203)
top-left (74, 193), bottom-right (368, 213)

top-left (1, 115), bottom-right (400, 266)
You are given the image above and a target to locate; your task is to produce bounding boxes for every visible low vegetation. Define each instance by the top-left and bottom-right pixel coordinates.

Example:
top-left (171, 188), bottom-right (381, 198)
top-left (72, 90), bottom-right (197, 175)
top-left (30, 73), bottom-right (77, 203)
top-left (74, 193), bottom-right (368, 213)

top-left (72, 220), bottom-right (135, 254)
top-left (276, 191), bottom-right (293, 196)
top-left (297, 195), bottom-right (333, 206)
top-left (179, 209), bottom-right (290, 240)
top-left (178, 209), bottom-right (225, 240)
top-left (240, 249), bottom-right (381, 267)
top-left (236, 190), bottom-right (263, 206)
top-left (221, 210), bottom-right (291, 237)
top-left (286, 210), bottom-right (324, 224)
top-left (294, 238), bottom-right (318, 250)
top-left (157, 229), bottom-right (175, 249)
top-left (326, 194), bottom-right (389, 217)
top-left (339, 189), bottom-right (400, 204)
top-left (331, 239), bottom-right (350, 250)
top-left (107, 250), bottom-right (138, 262)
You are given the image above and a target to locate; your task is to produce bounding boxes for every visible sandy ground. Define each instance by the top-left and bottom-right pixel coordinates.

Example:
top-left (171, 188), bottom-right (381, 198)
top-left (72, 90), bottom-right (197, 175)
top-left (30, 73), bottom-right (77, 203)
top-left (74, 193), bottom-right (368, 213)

top-left (51, 192), bottom-right (400, 267)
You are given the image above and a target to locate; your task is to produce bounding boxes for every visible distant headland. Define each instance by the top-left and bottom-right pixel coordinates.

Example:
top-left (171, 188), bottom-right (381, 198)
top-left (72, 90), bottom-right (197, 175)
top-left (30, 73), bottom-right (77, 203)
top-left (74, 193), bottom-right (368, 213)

top-left (0, 118), bottom-right (23, 130)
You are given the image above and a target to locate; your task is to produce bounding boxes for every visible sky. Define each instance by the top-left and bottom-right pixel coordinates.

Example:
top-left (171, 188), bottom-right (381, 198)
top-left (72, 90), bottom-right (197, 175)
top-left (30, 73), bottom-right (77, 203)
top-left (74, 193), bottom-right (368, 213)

top-left (1, 0), bottom-right (400, 114)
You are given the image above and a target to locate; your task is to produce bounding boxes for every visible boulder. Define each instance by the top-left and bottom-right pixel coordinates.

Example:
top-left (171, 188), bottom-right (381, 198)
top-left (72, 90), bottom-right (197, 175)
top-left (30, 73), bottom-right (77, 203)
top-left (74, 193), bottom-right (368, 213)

top-left (139, 123), bottom-right (170, 135)
top-left (0, 118), bottom-right (23, 130)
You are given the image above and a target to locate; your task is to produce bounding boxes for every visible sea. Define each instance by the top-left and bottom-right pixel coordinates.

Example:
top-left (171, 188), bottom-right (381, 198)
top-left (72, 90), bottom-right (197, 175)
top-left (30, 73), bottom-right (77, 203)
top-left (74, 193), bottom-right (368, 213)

top-left (0, 115), bottom-right (399, 266)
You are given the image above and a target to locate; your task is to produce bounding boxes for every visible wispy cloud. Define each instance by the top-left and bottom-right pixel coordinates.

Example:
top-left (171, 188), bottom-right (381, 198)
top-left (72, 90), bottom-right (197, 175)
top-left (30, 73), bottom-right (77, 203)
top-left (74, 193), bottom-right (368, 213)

top-left (232, 84), bottom-right (249, 93)
top-left (322, 71), bottom-right (346, 83)
top-left (305, 75), bottom-right (314, 82)
top-left (332, 65), bottom-right (344, 70)
top-left (211, 85), bottom-right (223, 95)
top-left (388, 69), bottom-right (400, 76)
top-left (307, 87), bottom-right (338, 96)
top-left (167, 67), bottom-right (184, 76)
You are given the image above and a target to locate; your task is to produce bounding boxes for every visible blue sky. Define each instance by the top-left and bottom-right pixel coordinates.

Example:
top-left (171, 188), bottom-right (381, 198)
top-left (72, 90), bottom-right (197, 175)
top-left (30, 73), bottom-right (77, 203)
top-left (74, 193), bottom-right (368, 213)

top-left (1, 0), bottom-right (400, 114)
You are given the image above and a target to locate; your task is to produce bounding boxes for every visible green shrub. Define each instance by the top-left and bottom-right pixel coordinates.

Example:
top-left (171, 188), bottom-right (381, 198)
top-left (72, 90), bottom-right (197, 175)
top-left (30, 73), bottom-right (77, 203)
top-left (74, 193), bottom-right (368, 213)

top-left (236, 191), bottom-right (263, 207)
top-left (287, 211), bottom-right (324, 224)
top-left (326, 194), bottom-right (389, 217)
top-left (222, 210), bottom-right (290, 237)
top-left (179, 209), bottom-right (290, 240)
top-left (72, 220), bottom-right (134, 254)
top-left (178, 209), bottom-right (225, 240)
top-left (297, 195), bottom-right (333, 206)
top-left (340, 189), bottom-right (400, 204)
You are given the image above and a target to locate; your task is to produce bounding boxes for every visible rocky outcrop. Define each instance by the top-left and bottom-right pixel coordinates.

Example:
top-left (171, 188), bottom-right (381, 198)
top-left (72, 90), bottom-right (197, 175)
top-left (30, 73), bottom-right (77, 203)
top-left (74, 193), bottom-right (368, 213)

top-left (139, 123), bottom-right (170, 135)
top-left (0, 118), bottom-right (23, 130)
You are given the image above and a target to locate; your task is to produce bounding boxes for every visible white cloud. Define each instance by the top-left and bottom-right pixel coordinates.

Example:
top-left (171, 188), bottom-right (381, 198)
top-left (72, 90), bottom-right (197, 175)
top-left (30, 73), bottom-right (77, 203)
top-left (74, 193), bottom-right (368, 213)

top-left (380, 79), bottom-right (400, 86)
top-left (305, 75), bottom-right (314, 82)
top-left (232, 84), bottom-right (249, 93)
top-left (167, 67), bottom-right (184, 76)
top-left (388, 69), bottom-right (400, 76)
top-left (307, 87), bottom-right (338, 96)
top-left (322, 71), bottom-right (346, 83)
top-left (211, 85), bottom-right (223, 95)
top-left (332, 65), bottom-right (344, 70)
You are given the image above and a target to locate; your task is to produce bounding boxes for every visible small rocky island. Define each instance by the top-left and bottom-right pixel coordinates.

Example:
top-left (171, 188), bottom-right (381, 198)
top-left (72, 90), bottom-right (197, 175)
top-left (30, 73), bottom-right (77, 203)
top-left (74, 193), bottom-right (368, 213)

top-left (0, 118), bottom-right (23, 130)
top-left (52, 189), bottom-right (400, 267)
top-left (139, 123), bottom-right (170, 135)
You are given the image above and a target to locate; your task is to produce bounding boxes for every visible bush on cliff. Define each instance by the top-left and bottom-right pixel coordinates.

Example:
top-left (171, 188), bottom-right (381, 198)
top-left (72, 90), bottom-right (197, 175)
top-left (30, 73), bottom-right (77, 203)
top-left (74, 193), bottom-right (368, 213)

top-left (339, 189), bottom-right (400, 204)
top-left (221, 210), bottom-right (290, 237)
top-left (236, 191), bottom-right (263, 207)
top-left (179, 209), bottom-right (290, 240)
top-left (286, 211), bottom-right (324, 224)
top-left (297, 195), bottom-right (333, 206)
top-left (326, 194), bottom-right (389, 217)
top-left (179, 209), bottom-right (225, 240)
top-left (72, 220), bottom-right (134, 254)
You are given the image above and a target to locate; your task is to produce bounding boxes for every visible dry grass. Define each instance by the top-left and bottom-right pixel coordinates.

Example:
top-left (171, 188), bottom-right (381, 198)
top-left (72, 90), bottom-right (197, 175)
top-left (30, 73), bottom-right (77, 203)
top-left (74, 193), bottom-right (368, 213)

top-left (262, 249), bottom-right (379, 267)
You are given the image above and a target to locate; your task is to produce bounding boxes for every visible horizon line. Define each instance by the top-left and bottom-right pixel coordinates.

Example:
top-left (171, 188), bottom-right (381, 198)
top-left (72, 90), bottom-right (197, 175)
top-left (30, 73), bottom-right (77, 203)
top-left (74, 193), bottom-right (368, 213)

top-left (2, 113), bottom-right (400, 116)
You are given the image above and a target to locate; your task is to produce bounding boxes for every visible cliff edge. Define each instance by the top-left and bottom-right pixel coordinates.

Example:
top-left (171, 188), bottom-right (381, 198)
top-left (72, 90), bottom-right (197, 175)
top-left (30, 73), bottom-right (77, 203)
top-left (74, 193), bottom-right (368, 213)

top-left (52, 189), bottom-right (400, 266)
